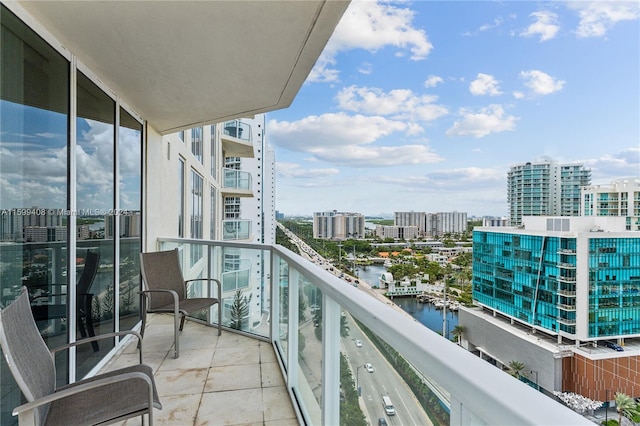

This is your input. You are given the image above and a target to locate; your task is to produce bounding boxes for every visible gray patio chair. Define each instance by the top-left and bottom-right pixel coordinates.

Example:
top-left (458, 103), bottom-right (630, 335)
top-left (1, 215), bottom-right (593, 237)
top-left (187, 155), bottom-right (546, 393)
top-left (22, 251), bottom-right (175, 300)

top-left (0, 287), bottom-right (162, 425)
top-left (139, 248), bottom-right (222, 358)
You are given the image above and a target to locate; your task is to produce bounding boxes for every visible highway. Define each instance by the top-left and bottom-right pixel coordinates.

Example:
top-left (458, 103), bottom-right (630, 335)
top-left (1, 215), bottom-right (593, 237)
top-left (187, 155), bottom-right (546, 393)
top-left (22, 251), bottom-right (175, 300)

top-left (279, 224), bottom-right (437, 425)
top-left (344, 314), bottom-right (433, 426)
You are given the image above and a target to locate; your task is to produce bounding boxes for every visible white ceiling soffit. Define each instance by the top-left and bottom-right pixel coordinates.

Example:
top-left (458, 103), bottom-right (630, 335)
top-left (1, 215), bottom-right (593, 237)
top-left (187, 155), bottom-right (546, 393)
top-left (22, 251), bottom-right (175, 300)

top-left (17, 1), bottom-right (349, 134)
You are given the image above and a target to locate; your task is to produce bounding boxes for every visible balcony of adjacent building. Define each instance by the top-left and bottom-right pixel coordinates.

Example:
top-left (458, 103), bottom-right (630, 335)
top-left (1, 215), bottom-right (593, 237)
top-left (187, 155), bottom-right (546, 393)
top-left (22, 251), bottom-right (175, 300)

top-left (222, 220), bottom-right (252, 241)
top-left (221, 120), bottom-right (255, 158)
top-left (221, 168), bottom-right (254, 198)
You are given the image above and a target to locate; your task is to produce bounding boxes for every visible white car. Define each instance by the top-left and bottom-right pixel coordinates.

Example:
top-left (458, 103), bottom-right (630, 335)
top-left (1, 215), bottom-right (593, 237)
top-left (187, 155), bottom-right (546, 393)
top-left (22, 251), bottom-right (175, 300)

top-left (355, 339), bottom-right (362, 347)
top-left (365, 363), bottom-right (374, 373)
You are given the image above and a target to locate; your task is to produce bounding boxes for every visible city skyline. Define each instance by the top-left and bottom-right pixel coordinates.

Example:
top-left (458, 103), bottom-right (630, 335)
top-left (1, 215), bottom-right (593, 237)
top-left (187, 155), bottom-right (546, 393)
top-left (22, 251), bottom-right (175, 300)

top-left (267, 0), bottom-right (640, 217)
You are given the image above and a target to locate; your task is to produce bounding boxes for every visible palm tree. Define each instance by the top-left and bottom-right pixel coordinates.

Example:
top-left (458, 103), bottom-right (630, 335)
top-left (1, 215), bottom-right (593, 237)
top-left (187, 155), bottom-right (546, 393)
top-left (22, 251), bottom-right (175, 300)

top-left (615, 392), bottom-right (637, 425)
top-left (452, 325), bottom-right (465, 344)
top-left (230, 289), bottom-right (251, 330)
top-left (508, 360), bottom-right (525, 378)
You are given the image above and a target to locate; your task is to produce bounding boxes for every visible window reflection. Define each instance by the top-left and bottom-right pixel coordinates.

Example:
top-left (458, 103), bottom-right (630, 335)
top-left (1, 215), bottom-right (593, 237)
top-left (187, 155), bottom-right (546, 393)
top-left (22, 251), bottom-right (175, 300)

top-left (118, 108), bottom-right (142, 331)
top-left (76, 72), bottom-right (115, 378)
top-left (1, 4), bottom-right (70, 420)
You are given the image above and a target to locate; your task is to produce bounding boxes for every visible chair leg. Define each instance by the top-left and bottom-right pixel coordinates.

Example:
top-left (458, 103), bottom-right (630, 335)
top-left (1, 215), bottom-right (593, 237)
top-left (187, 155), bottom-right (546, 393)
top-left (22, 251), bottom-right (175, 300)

top-left (217, 302), bottom-right (222, 336)
top-left (179, 314), bottom-right (186, 332)
top-left (173, 312), bottom-right (180, 358)
top-left (139, 298), bottom-right (148, 352)
top-left (84, 296), bottom-right (99, 352)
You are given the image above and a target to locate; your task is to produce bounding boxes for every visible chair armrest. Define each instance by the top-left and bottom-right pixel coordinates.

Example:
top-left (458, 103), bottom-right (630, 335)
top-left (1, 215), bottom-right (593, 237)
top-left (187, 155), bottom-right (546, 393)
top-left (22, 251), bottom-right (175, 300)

top-left (139, 289), bottom-right (180, 305)
top-left (184, 278), bottom-right (222, 299)
top-left (51, 330), bottom-right (144, 364)
top-left (12, 371), bottom-right (154, 418)
top-left (139, 289), bottom-right (180, 318)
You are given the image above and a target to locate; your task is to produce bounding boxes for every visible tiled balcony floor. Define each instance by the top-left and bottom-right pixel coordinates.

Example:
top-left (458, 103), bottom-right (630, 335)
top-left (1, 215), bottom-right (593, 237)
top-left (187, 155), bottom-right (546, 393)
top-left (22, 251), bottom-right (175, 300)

top-left (101, 314), bottom-right (298, 426)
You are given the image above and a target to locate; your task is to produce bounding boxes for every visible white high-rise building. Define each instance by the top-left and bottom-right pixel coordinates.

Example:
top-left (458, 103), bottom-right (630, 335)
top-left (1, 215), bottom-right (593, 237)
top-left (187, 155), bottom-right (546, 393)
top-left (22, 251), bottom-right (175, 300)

top-left (507, 158), bottom-right (591, 226)
top-left (395, 211), bottom-right (467, 237)
top-left (394, 211), bottom-right (426, 234)
top-left (313, 211), bottom-right (365, 240)
top-left (159, 115), bottom-right (275, 331)
top-left (582, 177), bottom-right (640, 231)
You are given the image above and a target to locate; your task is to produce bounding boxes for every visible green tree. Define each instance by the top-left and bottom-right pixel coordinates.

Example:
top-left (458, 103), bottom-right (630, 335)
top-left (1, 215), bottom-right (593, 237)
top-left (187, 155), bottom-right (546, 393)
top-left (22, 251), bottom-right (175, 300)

top-left (452, 325), bottom-right (465, 344)
top-left (508, 360), bottom-right (525, 378)
top-left (615, 392), bottom-right (637, 425)
top-left (230, 289), bottom-right (251, 330)
top-left (340, 315), bottom-right (350, 338)
top-left (299, 293), bottom-right (307, 322)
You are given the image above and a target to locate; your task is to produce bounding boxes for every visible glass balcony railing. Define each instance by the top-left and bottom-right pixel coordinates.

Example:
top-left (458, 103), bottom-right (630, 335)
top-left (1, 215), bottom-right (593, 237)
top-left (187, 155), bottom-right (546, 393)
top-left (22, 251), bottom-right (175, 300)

top-left (221, 120), bottom-right (254, 158)
top-left (222, 220), bottom-right (251, 240)
top-left (222, 120), bottom-right (251, 141)
top-left (223, 168), bottom-right (252, 193)
top-left (158, 238), bottom-right (589, 426)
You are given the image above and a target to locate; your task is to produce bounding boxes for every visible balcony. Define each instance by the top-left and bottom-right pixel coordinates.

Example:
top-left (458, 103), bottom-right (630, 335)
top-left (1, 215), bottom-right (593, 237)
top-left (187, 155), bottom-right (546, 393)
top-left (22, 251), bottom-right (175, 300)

top-left (222, 220), bottom-right (251, 241)
top-left (221, 120), bottom-right (255, 158)
top-left (221, 168), bottom-right (253, 197)
top-left (110, 238), bottom-right (588, 426)
top-left (558, 303), bottom-right (577, 311)
top-left (558, 262), bottom-right (576, 269)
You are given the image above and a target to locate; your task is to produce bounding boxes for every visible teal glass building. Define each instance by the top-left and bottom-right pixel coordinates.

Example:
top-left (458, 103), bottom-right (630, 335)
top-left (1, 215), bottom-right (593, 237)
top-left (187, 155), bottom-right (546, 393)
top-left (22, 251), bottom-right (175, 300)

top-left (473, 217), bottom-right (640, 342)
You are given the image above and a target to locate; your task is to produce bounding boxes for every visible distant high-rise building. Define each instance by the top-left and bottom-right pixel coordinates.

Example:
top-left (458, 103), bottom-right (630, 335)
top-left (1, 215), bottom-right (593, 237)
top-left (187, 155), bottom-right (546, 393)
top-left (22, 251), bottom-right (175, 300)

top-left (313, 211), bottom-right (365, 240)
top-left (482, 216), bottom-right (509, 227)
top-left (375, 225), bottom-right (419, 240)
top-left (395, 211), bottom-right (467, 237)
top-left (581, 177), bottom-right (640, 231)
top-left (507, 158), bottom-right (591, 226)
top-left (395, 211), bottom-right (426, 234)
top-left (435, 211), bottom-right (468, 235)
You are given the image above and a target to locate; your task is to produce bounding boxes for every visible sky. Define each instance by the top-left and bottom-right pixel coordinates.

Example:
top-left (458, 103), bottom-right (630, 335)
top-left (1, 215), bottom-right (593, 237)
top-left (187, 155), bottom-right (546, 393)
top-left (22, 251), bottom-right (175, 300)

top-left (266, 0), bottom-right (640, 218)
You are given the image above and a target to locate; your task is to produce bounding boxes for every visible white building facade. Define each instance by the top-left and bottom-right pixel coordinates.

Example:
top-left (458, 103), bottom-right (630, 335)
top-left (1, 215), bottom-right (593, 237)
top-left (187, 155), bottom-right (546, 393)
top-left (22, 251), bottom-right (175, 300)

top-left (313, 210), bottom-right (365, 240)
top-left (581, 177), bottom-right (640, 231)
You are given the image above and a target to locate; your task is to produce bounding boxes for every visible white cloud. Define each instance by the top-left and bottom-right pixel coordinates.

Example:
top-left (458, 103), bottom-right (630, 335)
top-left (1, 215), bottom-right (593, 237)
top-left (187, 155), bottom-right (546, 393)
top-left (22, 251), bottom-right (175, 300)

top-left (513, 91), bottom-right (525, 99)
top-left (567, 1), bottom-right (640, 38)
top-left (519, 70), bottom-right (565, 96)
top-left (446, 105), bottom-right (518, 138)
top-left (469, 73), bottom-right (503, 96)
top-left (358, 62), bottom-right (373, 75)
top-left (336, 85), bottom-right (448, 122)
top-left (463, 17), bottom-right (505, 37)
top-left (520, 11), bottom-right (560, 42)
top-left (583, 147), bottom-right (640, 178)
top-left (276, 162), bottom-right (340, 179)
top-left (424, 75), bottom-right (443, 88)
top-left (308, 144), bottom-right (443, 167)
top-left (308, 0), bottom-right (433, 83)
top-left (268, 113), bottom-right (443, 167)
top-left (480, 18), bottom-right (505, 32)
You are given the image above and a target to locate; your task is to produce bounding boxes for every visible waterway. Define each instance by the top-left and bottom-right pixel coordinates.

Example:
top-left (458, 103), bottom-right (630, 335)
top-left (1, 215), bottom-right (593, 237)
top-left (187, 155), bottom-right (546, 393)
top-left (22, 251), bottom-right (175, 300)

top-left (355, 264), bottom-right (459, 340)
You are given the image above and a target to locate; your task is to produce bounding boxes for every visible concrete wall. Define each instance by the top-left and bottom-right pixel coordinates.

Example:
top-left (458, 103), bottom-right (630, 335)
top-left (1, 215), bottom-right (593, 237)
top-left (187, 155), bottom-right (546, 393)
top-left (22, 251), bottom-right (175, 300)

top-left (144, 126), bottom-right (181, 251)
top-left (459, 308), bottom-right (562, 394)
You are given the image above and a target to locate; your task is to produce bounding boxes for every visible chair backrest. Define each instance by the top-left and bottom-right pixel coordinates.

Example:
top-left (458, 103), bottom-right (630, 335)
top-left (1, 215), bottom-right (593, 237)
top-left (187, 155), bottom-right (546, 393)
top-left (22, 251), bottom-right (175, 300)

top-left (140, 249), bottom-right (186, 310)
top-left (77, 251), bottom-right (100, 295)
top-left (0, 287), bottom-right (55, 423)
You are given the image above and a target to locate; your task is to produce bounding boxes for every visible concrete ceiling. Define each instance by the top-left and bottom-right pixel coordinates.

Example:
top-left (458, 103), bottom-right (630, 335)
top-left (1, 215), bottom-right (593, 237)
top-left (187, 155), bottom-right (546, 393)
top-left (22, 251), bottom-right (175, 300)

top-left (17, 1), bottom-right (348, 134)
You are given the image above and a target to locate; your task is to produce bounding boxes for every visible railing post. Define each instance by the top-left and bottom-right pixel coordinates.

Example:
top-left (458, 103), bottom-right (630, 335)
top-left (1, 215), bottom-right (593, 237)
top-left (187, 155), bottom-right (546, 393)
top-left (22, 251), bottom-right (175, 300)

top-left (288, 268), bottom-right (299, 391)
top-left (322, 294), bottom-right (340, 425)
